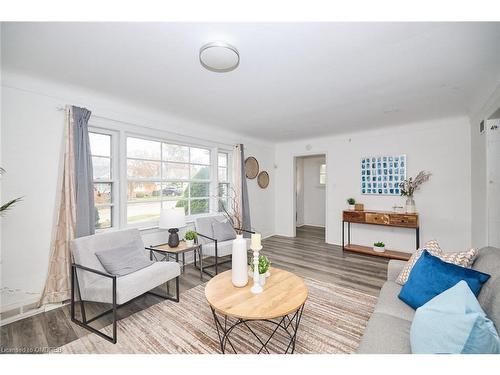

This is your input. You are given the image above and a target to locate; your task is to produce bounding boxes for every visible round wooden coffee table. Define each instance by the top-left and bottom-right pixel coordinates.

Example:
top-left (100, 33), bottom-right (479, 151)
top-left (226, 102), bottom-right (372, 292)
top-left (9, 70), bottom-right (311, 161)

top-left (205, 268), bottom-right (308, 354)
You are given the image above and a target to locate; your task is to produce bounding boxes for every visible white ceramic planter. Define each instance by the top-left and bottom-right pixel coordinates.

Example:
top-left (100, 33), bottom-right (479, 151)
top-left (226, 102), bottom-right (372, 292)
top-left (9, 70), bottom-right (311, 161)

top-left (231, 234), bottom-right (248, 287)
top-left (348, 204), bottom-right (355, 210)
top-left (185, 239), bottom-right (195, 247)
top-left (259, 273), bottom-right (267, 286)
top-left (373, 246), bottom-right (385, 253)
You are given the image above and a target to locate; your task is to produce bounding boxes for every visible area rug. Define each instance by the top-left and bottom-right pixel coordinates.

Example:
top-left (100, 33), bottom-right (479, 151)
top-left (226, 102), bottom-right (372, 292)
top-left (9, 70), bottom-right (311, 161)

top-left (58, 278), bottom-right (376, 354)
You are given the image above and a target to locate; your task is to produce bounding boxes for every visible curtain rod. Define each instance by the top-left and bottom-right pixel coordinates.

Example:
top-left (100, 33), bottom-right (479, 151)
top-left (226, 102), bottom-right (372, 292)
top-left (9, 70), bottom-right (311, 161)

top-left (56, 106), bottom-right (235, 148)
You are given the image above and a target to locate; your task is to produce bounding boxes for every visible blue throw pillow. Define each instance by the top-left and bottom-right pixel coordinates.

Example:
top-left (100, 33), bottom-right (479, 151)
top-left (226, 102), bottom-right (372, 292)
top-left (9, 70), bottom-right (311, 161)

top-left (411, 280), bottom-right (500, 354)
top-left (399, 250), bottom-right (490, 309)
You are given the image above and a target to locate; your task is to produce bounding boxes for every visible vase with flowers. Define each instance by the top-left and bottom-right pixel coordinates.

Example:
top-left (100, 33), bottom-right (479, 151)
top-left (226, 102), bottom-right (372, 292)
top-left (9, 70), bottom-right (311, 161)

top-left (399, 171), bottom-right (431, 213)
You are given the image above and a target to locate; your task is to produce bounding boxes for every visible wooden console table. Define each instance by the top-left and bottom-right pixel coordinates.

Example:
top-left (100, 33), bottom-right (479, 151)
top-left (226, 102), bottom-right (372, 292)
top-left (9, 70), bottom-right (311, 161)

top-left (342, 210), bottom-right (419, 261)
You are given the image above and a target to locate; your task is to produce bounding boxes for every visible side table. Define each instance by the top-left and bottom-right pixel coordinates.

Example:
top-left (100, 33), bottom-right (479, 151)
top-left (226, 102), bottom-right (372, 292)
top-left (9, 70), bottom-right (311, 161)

top-left (146, 240), bottom-right (203, 280)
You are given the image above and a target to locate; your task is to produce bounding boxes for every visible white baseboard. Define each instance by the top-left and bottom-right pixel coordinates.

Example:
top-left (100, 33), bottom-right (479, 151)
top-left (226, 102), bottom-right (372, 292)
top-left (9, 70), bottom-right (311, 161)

top-left (297, 224), bottom-right (326, 228)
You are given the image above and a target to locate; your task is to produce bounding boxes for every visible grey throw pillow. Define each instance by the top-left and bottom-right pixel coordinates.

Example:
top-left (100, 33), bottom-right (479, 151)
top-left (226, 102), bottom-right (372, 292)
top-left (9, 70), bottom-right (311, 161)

top-left (95, 242), bottom-right (153, 276)
top-left (212, 221), bottom-right (237, 242)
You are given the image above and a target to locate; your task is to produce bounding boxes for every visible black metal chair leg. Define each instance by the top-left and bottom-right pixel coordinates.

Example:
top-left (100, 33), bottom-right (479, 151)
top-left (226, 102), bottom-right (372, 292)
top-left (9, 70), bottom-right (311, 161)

top-left (112, 277), bottom-right (117, 343)
top-left (215, 242), bottom-right (219, 275)
top-left (74, 267), bottom-right (87, 323)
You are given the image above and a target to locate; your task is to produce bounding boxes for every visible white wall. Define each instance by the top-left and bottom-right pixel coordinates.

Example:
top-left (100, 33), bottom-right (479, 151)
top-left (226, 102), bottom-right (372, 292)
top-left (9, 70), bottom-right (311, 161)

top-left (0, 71), bottom-right (275, 310)
top-left (275, 116), bottom-right (472, 253)
top-left (297, 155), bottom-right (326, 227)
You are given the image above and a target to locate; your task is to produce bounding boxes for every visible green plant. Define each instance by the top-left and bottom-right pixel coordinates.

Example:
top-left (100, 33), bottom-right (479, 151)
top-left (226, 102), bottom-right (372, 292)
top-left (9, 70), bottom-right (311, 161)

top-left (374, 242), bottom-right (385, 247)
top-left (185, 230), bottom-right (197, 241)
top-left (0, 167), bottom-right (22, 216)
top-left (249, 255), bottom-right (271, 275)
top-left (347, 198), bottom-right (355, 205)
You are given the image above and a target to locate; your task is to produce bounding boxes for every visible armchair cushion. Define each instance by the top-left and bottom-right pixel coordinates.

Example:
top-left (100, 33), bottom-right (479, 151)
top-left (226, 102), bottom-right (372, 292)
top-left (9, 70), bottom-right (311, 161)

top-left (212, 220), bottom-right (237, 242)
top-left (80, 261), bottom-right (181, 305)
top-left (95, 241), bottom-right (153, 276)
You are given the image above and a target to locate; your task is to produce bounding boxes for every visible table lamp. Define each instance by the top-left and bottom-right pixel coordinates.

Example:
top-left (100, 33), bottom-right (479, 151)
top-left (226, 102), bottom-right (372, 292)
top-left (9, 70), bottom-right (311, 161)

top-left (159, 207), bottom-right (186, 247)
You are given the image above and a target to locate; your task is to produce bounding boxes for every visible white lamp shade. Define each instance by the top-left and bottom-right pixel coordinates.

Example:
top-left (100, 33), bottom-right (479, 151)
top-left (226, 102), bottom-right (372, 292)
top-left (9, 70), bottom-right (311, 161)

top-left (159, 208), bottom-right (186, 229)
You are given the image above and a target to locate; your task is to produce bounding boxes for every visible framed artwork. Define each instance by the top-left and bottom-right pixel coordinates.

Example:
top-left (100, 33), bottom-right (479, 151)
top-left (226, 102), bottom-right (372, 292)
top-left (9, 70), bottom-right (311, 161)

top-left (361, 155), bottom-right (406, 195)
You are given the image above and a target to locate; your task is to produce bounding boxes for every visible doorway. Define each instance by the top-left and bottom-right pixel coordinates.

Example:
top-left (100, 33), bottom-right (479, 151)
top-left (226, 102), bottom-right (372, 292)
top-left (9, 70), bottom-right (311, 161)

top-left (294, 154), bottom-right (327, 242)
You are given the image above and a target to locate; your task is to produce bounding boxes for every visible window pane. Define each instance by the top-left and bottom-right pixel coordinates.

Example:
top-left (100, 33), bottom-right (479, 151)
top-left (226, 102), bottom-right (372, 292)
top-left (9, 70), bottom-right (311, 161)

top-left (218, 198), bottom-right (229, 212)
top-left (163, 162), bottom-right (189, 180)
top-left (127, 137), bottom-right (161, 160)
top-left (163, 182), bottom-right (188, 199)
top-left (95, 207), bottom-right (112, 229)
top-left (190, 182), bottom-right (210, 198)
top-left (320, 174), bottom-right (326, 184)
top-left (320, 164), bottom-right (326, 174)
top-left (190, 199), bottom-right (209, 215)
top-left (190, 165), bottom-right (210, 180)
top-left (127, 160), bottom-right (161, 179)
top-left (218, 153), bottom-right (227, 167)
top-left (218, 167), bottom-right (228, 182)
top-left (167, 200), bottom-right (189, 215)
top-left (190, 147), bottom-right (210, 165)
top-left (163, 143), bottom-right (189, 162)
top-left (89, 133), bottom-right (111, 157)
top-left (127, 201), bottom-right (161, 224)
top-left (94, 183), bottom-right (112, 204)
top-left (218, 183), bottom-right (229, 197)
top-left (127, 181), bottom-right (162, 202)
top-left (92, 156), bottom-right (111, 180)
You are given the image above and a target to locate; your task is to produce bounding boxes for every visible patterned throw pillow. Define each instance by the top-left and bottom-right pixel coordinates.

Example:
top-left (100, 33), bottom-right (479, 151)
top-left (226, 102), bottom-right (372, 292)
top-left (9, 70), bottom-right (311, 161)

top-left (396, 240), bottom-right (478, 285)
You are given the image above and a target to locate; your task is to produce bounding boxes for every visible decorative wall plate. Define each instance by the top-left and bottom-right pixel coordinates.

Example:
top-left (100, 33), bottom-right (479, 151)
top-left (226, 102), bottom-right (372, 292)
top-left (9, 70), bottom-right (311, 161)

top-left (257, 171), bottom-right (270, 189)
top-left (245, 156), bottom-right (259, 179)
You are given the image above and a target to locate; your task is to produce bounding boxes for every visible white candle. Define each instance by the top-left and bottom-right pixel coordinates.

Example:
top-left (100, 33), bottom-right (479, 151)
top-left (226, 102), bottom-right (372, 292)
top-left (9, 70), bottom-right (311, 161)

top-left (251, 233), bottom-right (261, 248)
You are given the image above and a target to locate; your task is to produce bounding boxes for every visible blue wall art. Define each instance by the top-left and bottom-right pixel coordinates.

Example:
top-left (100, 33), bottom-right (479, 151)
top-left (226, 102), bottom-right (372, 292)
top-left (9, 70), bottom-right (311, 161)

top-left (361, 155), bottom-right (406, 195)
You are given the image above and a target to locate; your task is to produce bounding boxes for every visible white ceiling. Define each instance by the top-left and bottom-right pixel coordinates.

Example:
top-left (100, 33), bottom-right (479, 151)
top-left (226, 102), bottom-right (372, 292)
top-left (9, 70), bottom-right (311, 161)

top-left (2, 22), bottom-right (500, 141)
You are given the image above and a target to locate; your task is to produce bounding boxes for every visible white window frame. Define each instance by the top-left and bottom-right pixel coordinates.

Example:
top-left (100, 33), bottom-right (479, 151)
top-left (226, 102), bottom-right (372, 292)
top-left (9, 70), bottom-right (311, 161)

top-left (89, 126), bottom-right (120, 231)
top-left (123, 133), bottom-right (233, 229)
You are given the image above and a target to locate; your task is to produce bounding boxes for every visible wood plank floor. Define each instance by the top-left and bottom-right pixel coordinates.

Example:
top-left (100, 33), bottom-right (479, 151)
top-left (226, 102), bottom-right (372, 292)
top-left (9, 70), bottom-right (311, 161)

top-left (0, 226), bottom-right (388, 352)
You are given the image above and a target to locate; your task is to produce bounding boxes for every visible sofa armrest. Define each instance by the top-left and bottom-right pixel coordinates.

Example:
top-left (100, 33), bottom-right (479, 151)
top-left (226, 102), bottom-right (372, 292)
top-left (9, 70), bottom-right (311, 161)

top-left (387, 260), bottom-right (407, 282)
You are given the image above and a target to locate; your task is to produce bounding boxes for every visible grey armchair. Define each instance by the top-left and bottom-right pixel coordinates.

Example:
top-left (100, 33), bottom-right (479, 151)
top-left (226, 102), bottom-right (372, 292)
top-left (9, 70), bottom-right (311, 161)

top-left (70, 228), bottom-right (180, 343)
top-left (194, 215), bottom-right (253, 277)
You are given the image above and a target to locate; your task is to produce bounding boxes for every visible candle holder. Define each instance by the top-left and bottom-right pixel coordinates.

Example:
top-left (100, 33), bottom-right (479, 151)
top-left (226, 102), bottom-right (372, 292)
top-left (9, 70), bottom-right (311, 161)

top-left (250, 245), bottom-right (263, 294)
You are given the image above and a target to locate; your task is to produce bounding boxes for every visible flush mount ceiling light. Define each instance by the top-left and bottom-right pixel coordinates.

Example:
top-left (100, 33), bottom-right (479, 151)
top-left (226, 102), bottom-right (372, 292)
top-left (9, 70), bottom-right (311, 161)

top-left (199, 42), bottom-right (239, 72)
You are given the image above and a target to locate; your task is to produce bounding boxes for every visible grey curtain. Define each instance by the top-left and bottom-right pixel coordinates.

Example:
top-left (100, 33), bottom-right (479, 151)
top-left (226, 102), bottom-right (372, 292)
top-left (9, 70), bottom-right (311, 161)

top-left (72, 106), bottom-right (95, 238)
top-left (239, 144), bottom-right (252, 237)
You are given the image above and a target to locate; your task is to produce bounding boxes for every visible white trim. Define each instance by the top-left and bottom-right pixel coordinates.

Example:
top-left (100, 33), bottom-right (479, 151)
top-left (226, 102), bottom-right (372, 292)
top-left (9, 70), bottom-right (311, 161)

top-left (292, 151), bottom-right (329, 242)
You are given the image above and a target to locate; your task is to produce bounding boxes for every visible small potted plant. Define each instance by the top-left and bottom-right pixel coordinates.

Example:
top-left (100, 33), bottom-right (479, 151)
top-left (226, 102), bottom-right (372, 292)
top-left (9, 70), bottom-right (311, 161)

top-left (373, 241), bottom-right (385, 253)
top-left (184, 230), bottom-right (197, 247)
top-left (248, 255), bottom-right (271, 286)
top-left (347, 198), bottom-right (356, 210)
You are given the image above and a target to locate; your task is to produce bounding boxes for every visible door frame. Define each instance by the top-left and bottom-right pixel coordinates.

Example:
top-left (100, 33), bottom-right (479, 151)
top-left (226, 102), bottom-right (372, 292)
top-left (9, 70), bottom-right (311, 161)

top-left (292, 151), bottom-right (329, 241)
top-left (486, 118), bottom-right (500, 247)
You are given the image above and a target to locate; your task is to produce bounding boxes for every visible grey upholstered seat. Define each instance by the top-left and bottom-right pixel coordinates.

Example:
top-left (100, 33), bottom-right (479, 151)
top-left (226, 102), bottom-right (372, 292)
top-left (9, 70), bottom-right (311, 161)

top-left (71, 228), bottom-right (180, 305)
top-left (194, 215), bottom-right (250, 257)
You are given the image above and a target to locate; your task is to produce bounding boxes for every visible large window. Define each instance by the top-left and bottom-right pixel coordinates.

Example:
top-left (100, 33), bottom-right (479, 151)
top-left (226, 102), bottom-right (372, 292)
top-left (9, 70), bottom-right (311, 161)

top-left (89, 131), bottom-right (114, 229)
top-left (126, 136), bottom-right (212, 226)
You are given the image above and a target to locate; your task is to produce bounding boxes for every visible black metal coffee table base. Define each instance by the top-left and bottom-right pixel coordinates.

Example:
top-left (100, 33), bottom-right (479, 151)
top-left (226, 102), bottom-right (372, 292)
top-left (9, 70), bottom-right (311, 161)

top-left (209, 304), bottom-right (305, 354)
